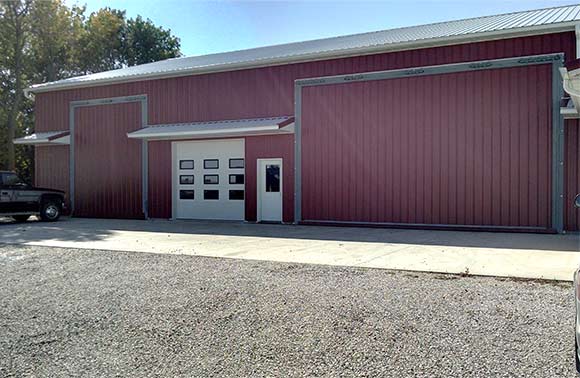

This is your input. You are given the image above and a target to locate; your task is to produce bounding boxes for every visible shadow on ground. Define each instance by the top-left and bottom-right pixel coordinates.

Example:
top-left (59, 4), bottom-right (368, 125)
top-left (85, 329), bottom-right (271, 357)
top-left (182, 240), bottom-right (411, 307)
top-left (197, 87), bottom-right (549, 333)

top-left (1, 216), bottom-right (577, 252)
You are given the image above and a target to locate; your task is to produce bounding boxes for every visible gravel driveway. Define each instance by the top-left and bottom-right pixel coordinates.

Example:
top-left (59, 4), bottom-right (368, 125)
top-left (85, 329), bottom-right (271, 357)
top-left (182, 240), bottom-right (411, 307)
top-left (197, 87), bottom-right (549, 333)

top-left (0, 244), bottom-right (575, 377)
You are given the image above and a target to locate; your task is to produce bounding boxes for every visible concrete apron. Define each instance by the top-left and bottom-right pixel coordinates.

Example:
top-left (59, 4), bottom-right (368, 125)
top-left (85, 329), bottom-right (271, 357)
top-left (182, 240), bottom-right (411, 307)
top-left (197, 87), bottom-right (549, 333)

top-left (1, 218), bottom-right (579, 281)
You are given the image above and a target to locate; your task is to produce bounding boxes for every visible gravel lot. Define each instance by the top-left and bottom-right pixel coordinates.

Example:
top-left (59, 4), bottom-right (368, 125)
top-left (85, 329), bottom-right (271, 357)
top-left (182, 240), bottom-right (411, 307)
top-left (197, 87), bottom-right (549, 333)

top-left (0, 244), bottom-right (575, 377)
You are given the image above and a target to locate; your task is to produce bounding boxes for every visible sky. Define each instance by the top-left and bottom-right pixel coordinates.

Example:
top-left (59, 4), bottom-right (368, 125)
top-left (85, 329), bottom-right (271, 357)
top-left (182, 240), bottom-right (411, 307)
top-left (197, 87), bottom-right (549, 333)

top-left (64, 0), bottom-right (579, 57)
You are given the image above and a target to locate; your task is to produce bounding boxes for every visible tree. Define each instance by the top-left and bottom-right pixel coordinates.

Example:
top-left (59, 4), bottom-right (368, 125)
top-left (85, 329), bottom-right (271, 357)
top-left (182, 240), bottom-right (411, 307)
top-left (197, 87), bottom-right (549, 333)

top-left (28, 0), bottom-right (85, 83)
top-left (0, 0), bottom-right (31, 171)
top-left (124, 16), bottom-right (181, 66)
top-left (0, 0), bottom-right (182, 179)
top-left (77, 8), bottom-right (126, 74)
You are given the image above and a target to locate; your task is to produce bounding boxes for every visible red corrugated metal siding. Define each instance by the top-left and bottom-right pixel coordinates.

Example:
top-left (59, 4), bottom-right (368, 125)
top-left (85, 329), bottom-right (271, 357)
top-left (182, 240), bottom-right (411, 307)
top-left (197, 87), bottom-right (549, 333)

top-left (35, 145), bottom-right (69, 210)
top-left (301, 65), bottom-right (552, 228)
top-left (148, 140), bottom-right (172, 219)
top-left (245, 134), bottom-right (294, 223)
top-left (74, 102), bottom-right (143, 218)
top-left (33, 32), bottom-right (577, 227)
top-left (565, 119), bottom-right (580, 229)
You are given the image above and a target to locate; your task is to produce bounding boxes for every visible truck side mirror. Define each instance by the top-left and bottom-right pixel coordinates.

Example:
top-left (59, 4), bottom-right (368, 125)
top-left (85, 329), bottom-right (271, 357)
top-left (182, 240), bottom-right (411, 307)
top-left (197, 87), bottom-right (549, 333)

top-left (575, 193), bottom-right (580, 208)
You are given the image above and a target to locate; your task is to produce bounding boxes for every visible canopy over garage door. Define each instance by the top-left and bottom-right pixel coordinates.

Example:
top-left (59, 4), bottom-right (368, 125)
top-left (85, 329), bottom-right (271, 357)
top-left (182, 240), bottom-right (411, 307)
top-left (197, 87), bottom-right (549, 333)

top-left (299, 63), bottom-right (553, 230)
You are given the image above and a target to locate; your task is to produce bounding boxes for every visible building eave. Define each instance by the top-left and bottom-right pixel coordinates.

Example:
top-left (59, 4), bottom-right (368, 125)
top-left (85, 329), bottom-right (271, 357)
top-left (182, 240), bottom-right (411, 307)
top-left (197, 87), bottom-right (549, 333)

top-left (24, 22), bottom-right (579, 98)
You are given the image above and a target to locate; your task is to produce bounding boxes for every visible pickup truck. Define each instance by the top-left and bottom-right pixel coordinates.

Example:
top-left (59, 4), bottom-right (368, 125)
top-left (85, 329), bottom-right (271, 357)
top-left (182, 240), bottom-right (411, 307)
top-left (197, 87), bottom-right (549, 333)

top-left (0, 170), bottom-right (65, 222)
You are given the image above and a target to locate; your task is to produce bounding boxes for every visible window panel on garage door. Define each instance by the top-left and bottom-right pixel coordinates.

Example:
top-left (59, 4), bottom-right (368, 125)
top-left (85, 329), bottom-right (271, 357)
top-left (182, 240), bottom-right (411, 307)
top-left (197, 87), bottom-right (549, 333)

top-left (174, 139), bottom-right (245, 220)
top-left (300, 65), bottom-right (552, 229)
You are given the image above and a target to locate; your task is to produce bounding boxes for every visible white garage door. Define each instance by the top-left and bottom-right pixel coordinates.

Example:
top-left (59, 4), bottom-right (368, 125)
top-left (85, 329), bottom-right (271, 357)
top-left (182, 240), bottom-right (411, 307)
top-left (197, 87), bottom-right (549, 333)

top-left (173, 139), bottom-right (245, 220)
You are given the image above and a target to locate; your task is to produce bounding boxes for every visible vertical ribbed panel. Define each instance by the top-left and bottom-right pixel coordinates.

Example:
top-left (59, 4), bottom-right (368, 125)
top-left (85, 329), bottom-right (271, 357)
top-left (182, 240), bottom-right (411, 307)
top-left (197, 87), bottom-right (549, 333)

top-left (35, 145), bottom-right (70, 211)
top-left (74, 103), bottom-right (143, 219)
top-left (148, 140), bottom-right (172, 219)
top-left (32, 32), bottom-right (575, 226)
top-left (565, 119), bottom-right (580, 229)
top-left (301, 64), bottom-right (552, 228)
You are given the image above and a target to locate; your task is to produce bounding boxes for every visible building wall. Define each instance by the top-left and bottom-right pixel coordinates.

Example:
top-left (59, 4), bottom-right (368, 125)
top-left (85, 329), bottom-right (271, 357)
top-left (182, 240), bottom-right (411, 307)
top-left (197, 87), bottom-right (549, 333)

top-left (301, 65), bottom-right (552, 229)
top-left (73, 102), bottom-right (143, 219)
top-left (148, 140), bottom-right (172, 219)
top-left (33, 31), bottom-right (580, 229)
top-left (35, 145), bottom-right (69, 207)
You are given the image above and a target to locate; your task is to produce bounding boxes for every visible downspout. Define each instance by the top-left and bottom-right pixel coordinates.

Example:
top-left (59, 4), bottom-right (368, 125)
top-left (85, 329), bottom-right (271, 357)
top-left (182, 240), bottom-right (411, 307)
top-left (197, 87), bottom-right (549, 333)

top-left (576, 23), bottom-right (580, 59)
top-left (23, 87), bottom-right (34, 100)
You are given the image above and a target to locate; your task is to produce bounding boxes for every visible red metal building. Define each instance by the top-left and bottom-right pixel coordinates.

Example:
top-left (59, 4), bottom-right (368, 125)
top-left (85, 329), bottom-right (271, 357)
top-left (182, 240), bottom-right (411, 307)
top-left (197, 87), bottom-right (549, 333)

top-left (17, 5), bottom-right (580, 233)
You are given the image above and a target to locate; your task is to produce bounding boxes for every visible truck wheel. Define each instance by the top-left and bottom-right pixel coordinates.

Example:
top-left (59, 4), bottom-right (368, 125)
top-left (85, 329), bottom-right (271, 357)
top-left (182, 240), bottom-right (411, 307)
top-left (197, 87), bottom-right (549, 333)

top-left (12, 215), bottom-right (30, 222)
top-left (40, 201), bottom-right (61, 222)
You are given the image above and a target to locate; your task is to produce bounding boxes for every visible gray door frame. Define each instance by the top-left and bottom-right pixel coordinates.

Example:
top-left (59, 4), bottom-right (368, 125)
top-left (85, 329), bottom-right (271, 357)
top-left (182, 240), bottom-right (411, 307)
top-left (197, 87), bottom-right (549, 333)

top-left (293, 53), bottom-right (565, 232)
top-left (69, 95), bottom-right (148, 218)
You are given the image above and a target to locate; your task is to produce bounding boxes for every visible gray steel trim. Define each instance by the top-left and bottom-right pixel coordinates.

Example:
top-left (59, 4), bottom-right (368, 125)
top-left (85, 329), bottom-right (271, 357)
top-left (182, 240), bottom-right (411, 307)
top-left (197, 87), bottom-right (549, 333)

top-left (294, 52), bottom-right (565, 231)
top-left (70, 95), bottom-right (147, 107)
top-left (141, 100), bottom-right (149, 219)
top-left (69, 94), bottom-right (149, 218)
top-left (68, 106), bottom-right (75, 211)
top-left (300, 220), bottom-right (549, 232)
top-left (293, 82), bottom-right (302, 224)
top-left (552, 60), bottom-right (565, 233)
top-left (170, 142), bottom-right (177, 220)
top-left (296, 53), bottom-right (563, 87)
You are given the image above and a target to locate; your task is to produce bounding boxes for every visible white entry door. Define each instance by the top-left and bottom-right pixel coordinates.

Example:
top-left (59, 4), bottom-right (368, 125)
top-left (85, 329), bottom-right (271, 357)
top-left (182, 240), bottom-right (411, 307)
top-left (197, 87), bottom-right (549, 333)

top-left (257, 158), bottom-right (282, 222)
top-left (173, 139), bottom-right (245, 220)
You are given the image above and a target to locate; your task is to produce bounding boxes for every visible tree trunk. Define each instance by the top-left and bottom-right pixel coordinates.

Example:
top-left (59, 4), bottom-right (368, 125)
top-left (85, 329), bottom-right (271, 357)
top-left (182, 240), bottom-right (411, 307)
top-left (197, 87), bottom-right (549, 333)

top-left (5, 1), bottom-right (27, 171)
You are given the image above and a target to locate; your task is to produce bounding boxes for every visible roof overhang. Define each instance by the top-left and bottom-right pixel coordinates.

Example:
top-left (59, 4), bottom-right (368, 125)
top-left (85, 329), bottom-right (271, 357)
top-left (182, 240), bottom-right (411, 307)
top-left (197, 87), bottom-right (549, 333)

top-left (24, 21), bottom-right (580, 98)
top-left (127, 116), bottom-right (294, 141)
top-left (13, 131), bottom-right (70, 146)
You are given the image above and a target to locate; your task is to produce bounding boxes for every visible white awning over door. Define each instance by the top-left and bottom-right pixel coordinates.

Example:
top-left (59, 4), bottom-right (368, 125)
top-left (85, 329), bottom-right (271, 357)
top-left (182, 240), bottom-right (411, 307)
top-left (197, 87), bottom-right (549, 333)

top-left (13, 131), bottom-right (70, 145)
top-left (128, 116), bottom-right (294, 141)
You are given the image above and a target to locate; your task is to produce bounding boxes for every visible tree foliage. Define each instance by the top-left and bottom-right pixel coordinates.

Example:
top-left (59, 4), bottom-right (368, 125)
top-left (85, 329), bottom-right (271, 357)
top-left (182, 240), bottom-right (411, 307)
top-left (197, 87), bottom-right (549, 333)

top-left (124, 16), bottom-right (180, 66)
top-left (0, 0), bottom-right (182, 181)
top-left (78, 8), bottom-right (126, 73)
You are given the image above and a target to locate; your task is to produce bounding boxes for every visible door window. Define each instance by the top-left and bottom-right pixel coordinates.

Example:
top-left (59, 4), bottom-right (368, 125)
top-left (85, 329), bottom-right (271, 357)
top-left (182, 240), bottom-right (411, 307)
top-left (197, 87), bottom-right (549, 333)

top-left (179, 160), bottom-right (194, 170)
top-left (229, 158), bottom-right (244, 169)
top-left (204, 159), bottom-right (219, 169)
top-left (204, 190), bottom-right (219, 200)
top-left (204, 175), bottom-right (219, 185)
top-left (229, 174), bottom-right (244, 185)
top-left (179, 175), bottom-right (194, 185)
top-left (179, 190), bottom-right (195, 200)
top-left (229, 190), bottom-right (244, 200)
top-left (265, 165), bottom-right (280, 192)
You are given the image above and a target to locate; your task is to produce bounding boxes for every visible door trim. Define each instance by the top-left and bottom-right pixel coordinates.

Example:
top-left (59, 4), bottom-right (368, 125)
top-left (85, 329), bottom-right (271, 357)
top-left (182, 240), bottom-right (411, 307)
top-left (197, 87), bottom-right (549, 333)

top-left (69, 95), bottom-right (148, 218)
top-left (294, 53), bottom-right (565, 232)
top-left (257, 158), bottom-right (283, 222)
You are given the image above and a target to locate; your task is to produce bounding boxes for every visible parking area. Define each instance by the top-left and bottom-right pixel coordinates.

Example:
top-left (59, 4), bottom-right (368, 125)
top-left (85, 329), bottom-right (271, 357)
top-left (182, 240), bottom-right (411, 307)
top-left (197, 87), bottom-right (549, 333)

top-left (0, 243), bottom-right (575, 377)
top-left (0, 217), bottom-right (579, 281)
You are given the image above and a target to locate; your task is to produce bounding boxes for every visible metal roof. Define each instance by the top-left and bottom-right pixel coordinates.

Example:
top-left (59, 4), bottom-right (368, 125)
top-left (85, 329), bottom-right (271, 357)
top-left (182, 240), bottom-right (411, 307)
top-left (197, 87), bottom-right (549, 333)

top-left (26, 4), bottom-right (580, 95)
top-left (127, 116), bottom-right (294, 141)
top-left (13, 131), bottom-right (70, 145)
